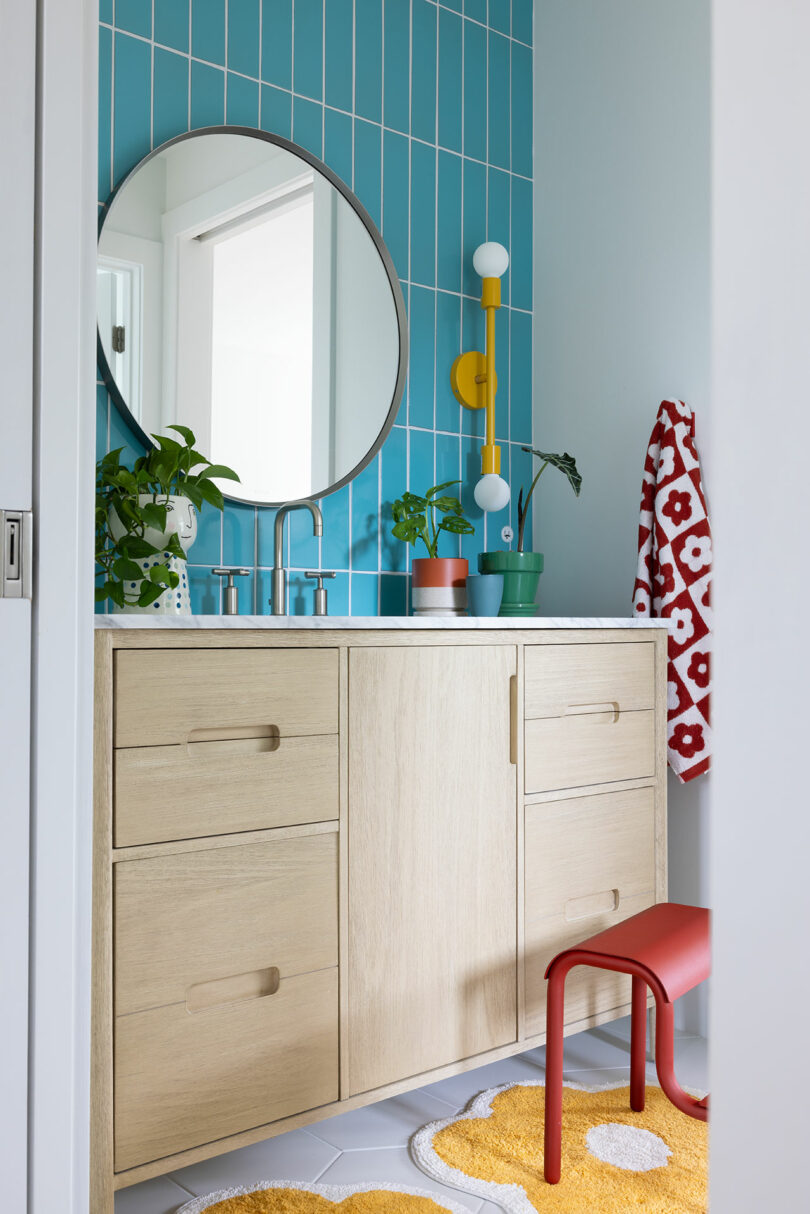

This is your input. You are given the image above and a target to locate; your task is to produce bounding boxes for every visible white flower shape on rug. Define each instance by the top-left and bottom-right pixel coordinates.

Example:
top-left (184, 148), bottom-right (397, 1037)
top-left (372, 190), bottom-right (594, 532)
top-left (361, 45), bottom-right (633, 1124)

top-left (585, 1122), bottom-right (672, 1171)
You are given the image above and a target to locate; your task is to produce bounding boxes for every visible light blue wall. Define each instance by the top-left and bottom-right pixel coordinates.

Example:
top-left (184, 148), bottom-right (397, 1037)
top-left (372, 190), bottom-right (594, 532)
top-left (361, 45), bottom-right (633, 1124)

top-left (97, 0), bottom-right (534, 614)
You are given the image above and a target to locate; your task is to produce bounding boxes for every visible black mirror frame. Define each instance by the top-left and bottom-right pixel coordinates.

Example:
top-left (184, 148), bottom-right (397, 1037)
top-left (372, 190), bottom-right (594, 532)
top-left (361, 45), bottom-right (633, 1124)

top-left (96, 124), bottom-right (409, 508)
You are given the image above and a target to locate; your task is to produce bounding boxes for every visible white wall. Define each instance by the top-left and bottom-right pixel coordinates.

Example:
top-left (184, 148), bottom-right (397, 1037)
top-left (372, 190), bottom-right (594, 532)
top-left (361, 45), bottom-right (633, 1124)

top-left (533, 0), bottom-right (711, 1033)
top-left (710, 1), bottom-right (810, 1207)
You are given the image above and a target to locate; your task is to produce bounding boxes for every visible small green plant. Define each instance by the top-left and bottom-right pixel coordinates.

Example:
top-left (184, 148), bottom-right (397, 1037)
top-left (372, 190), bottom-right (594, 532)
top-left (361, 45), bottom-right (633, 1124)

top-left (516, 447), bottom-right (582, 552)
top-left (95, 424), bottom-right (239, 609)
top-left (391, 480), bottom-right (475, 558)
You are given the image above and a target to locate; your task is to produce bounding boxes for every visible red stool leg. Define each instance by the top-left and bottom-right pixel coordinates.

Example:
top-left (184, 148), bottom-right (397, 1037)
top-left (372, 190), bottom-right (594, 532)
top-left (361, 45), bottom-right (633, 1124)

top-left (630, 975), bottom-right (647, 1112)
top-left (653, 995), bottom-right (709, 1122)
top-left (543, 958), bottom-right (568, 1185)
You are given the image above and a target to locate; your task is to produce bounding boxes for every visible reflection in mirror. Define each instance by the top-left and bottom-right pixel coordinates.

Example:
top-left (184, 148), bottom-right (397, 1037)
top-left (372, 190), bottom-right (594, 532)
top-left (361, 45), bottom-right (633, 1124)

top-left (97, 130), bottom-right (406, 505)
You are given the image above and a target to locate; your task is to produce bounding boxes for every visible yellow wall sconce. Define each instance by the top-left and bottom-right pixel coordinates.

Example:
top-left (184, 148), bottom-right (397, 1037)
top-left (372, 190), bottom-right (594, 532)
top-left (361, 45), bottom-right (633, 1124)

top-left (450, 241), bottom-right (511, 512)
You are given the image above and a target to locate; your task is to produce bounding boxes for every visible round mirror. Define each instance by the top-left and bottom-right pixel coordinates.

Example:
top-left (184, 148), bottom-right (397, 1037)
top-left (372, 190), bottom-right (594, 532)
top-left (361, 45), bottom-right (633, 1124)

top-left (97, 126), bottom-right (407, 506)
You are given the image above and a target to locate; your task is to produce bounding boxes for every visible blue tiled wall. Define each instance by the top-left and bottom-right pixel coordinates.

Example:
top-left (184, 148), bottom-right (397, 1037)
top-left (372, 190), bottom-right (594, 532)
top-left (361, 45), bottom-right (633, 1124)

top-left (97, 0), bottom-right (533, 615)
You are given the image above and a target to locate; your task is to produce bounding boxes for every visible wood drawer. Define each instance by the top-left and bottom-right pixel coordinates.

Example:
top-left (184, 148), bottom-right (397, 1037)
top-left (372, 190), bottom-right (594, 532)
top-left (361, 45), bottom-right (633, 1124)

top-left (114, 648), bottom-right (338, 748)
top-left (115, 967), bottom-right (338, 1171)
top-left (525, 642), bottom-right (654, 720)
top-left (114, 832), bottom-right (338, 1016)
top-left (114, 734), bottom-right (339, 846)
top-left (525, 709), bottom-right (655, 794)
top-left (524, 788), bottom-right (656, 1036)
top-left (113, 830), bottom-right (338, 1168)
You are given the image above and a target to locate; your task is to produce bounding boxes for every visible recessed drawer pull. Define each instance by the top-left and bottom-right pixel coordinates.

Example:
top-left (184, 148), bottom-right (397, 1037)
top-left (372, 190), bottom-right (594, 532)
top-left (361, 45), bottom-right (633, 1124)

top-left (187, 724), bottom-right (281, 747)
top-left (564, 889), bottom-right (620, 921)
top-left (564, 701), bottom-right (620, 722)
top-left (186, 966), bottom-right (281, 1013)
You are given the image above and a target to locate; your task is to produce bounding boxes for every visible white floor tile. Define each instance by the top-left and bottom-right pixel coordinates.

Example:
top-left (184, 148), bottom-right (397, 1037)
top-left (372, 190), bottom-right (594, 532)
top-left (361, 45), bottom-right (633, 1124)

top-left (309, 1089), bottom-right (457, 1151)
top-left (317, 1146), bottom-right (482, 1211)
top-left (420, 1053), bottom-right (544, 1109)
top-left (114, 1176), bottom-right (192, 1214)
top-left (166, 1128), bottom-right (339, 1196)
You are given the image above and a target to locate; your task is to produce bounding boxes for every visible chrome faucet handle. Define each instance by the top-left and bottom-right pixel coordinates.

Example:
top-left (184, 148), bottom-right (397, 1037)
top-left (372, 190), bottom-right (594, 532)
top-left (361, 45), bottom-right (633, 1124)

top-left (211, 567), bottom-right (250, 615)
top-left (304, 570), bottom-right (336, 617)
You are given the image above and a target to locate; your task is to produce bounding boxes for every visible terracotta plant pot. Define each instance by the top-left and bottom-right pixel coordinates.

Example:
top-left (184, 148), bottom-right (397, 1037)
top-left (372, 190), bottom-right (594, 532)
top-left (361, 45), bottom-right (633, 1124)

top-left (411, 557), bottom-right (469, 617)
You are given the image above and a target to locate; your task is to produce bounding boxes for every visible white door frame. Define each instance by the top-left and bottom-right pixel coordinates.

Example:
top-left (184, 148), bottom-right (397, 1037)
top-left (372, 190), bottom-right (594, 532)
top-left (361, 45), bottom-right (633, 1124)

top-left (28, 1), bottom-right (97, 1211)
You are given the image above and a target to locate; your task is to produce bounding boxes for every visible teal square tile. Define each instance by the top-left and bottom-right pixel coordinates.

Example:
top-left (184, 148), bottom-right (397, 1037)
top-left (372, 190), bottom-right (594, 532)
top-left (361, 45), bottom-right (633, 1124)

top-left (509, 307), bottom-right (532, 445)
top-left (293, 96), bottom-right (323, 158)
top-left (188, 564), bottom-right (221, 613)
top-left (434, 290), bottom-right (462, 433)
top-left (512, 0), bottom-right (533, 45)
top-left (324, 107), bottom-right (352, 186)
top-left (411, 0), bottom-right (437, 145)
top-left (487, 167), bottom-right (511, 302)
top-left (262, 0), bottom-right (293, 90)
top-left (113, 33), bottom-right (151, 184)
top-left (464, 0), bottom-right (486, 23)
top-left (294, 0), bottom-right (323, 101)
top-left (463, 19), bottom-right (486, 163)
top-left (410, 141), bottom-right (436, 286)
top-left (108, 404), bottom-right (144, 468)
top-left (488, 31), bottom-right (510, 170)
top-left (511, 39), bottom-right (532, 177)
top-left (351, 571), bottom-right (379, 615)
top-left (488, 0), bottom-right (510, 35)
top-left (383, 0), bottom-right (410, 134)
top-left (95, 385), bottom-right (109, 463)
top-left (438, 8), bottom-right (462, 153)
top-left (382, 130), bottom-right (409, 279)
top-left (380, 425), bottom-right (407, 571)
top-left (191, 60), bottom-right (225, 127)
top-left (256, 506), bottom-right (280, 568)
top-left (442, 0), bottom-right (463, 11)
top-left (436, 150), bottom-right (462, 292)
top-left (321, 484), bottom-right (350, 570)
top-left (436, 431), bottom-right (462, 501)
top-left (192, 501), bottom-right (223, 565)
top-left (350, 457), bottom-right (380, 572)
top-left (408, 427), bottom-right (434, 498)
top-left (326, 571), bottom-right (350, 616)
top-left (228, 0), bottom-right (260, 77)
top-left (227, 72), bottom-right (259, 125)
top-left (191, 0), bottom-right (226, 65)
top-left (460, 296), bottom-right (485, 439)
top-left (355, 0), bottom-right (382, 123)
top-left (408, 286), bottom-right (435, 430)
top-left (325, 0), bottom-right (353, 112)
top-left (380, 573), bottom-right (407, 616)
top-left (116, 0), bottom-right (151, 38)
top-left (222, 502), bottom-right (256, 565)
top-left (510, 174), bottom-right (532, 310)
top-left (462, 157), bottom-right (486, 296)
top-left (98, 26), bottom-right (112, 199)
top-left (99, 0), bottom-right (113, 22)
top-left (155, 0), bottom-right (189, 52)
top-left (153, 49), bottom-right (189, 147)
top-left (354, 119), bottom-right (382, 227)
top-left (288, 571), bottom-right (317, 616)
top-left (261, 83), bottom-right (292, 137)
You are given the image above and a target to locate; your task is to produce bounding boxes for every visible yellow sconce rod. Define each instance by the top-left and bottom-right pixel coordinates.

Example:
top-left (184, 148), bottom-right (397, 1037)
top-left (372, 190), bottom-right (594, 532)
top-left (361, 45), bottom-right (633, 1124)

top-left (450, 242), bottom-right (511, 512)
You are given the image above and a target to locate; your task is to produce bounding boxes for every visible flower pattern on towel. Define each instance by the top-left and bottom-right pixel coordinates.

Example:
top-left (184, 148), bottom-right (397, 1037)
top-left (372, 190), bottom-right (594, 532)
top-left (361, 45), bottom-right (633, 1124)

top-left (633, 400), bottom-right (712, 782)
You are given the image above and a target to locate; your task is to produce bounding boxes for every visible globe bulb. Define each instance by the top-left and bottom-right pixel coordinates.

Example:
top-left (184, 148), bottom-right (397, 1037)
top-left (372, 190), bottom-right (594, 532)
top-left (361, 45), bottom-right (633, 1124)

top-left (474, 474), bottom-right (511, 512)
top-left (473, 241), bottom-right (509, 279)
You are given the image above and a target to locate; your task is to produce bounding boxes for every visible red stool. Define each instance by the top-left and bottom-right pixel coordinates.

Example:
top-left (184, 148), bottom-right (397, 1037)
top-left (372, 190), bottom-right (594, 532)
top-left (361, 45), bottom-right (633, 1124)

top-left (543, 902), bottom-right (710, 1185)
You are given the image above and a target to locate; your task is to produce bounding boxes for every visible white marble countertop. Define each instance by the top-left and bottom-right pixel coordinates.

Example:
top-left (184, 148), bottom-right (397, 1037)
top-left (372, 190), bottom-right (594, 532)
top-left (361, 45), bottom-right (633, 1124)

top-left (95, 614), bottom-right (667, 630)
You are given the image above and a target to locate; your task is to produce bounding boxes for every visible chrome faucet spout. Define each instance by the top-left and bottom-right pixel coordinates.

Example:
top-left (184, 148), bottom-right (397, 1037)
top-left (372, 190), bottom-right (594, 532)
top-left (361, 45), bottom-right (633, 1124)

top-left (271, 500), bottom-right (324, 615)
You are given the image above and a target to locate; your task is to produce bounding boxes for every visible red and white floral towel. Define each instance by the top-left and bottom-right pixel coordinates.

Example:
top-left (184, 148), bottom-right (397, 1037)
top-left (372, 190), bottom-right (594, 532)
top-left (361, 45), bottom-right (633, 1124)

top-left (633, 400), bottom-right (712, 782)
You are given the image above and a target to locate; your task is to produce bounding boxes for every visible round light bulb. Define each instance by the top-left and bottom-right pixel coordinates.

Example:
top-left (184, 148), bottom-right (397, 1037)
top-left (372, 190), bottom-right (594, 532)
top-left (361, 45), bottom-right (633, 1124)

top-left (473, 241), bottom-right (509, 279)
top-left (474, 474), bottom-right (511, 512)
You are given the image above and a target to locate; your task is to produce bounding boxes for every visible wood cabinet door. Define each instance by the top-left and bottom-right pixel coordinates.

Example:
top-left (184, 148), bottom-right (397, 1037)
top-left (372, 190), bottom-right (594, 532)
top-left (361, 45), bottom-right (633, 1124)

top-left (347, 645), bottom-right (518, 1095)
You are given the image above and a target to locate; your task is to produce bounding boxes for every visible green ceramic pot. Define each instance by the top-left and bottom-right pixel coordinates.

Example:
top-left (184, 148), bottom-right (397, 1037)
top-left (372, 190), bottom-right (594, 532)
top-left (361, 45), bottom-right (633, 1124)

top-left (478, 550), bottom-right (544, 617)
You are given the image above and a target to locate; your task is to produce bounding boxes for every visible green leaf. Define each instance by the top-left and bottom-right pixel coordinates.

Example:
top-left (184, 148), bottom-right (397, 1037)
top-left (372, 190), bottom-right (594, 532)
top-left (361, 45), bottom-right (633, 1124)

top-left (201, 463), bottom-right (241, 482)
top-left (100, 447), bottom-right (125, 468)
top-left (431, 495), bottom-right (463, 514)
top-left (151, 432), bottom-right (183, 454)
top-left (140, 502), bottom-right (168, 530)
top-left (148, 563), bottom-right (173, 586)
top-left (439, 515), bottom-right (476, 535)
top-left (194, 478), bottom-right (225, 510)
top-left (182, 482), bottom-right (204, 511)
top-left (391, 519), bottom-right (422, 544)
top-left (112, 557), bottom-right (145, 581)
top-left (137, 581), bottom-right (165, 608)
top-left (94, 585), bottom-right (111, 603)
top-left (165, 532), bottom-right (187, 560)
top-left (118, 535), bottom-right (160, 559)
top-left (426, 480), bottom-right (460, 499)
top-left (108, 579), bottom-right (125, 608)
top-left (521, 447), bottom-right (583, 496)
top-left (166, 424), bottom-right (196, 447)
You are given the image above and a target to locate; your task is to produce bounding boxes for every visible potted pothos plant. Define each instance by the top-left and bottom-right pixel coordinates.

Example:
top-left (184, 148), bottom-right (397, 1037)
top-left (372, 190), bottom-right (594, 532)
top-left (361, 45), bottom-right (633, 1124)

top-left (391, 481), bottom-right (475, 616)
top-left (479, 447), bottom-right (582, 616)
top-left (95, 424), bottom-right (239, 613)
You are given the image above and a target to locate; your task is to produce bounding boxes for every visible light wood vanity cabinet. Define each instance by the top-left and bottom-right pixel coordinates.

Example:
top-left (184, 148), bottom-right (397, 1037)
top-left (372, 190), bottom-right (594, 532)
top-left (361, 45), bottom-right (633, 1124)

top-left (92, 626), bottom-right (667, 1209)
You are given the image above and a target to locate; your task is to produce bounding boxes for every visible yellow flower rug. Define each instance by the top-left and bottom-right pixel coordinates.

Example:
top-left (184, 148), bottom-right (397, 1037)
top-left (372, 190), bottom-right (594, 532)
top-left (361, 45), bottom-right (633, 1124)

top-left (176, 1180), bottom-right (471, 1214)
top-left (410, 1080), bottom-right (708, 1213)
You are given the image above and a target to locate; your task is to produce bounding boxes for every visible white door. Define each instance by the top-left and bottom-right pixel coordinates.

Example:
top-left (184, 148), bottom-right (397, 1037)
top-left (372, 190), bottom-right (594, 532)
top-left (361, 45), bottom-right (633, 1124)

top-left (0, 3), bottom-right (36, 1209)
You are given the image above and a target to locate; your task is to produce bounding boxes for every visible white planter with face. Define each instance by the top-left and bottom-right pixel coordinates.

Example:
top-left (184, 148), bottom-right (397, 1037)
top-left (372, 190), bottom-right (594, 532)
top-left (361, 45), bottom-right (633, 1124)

top-left (108, 494), bottom-right (198, 614)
